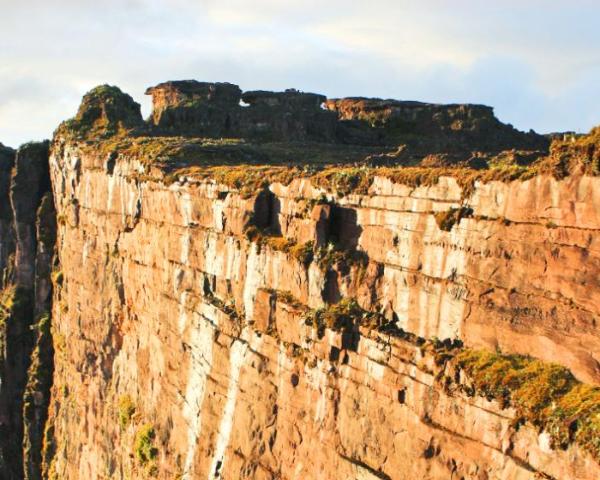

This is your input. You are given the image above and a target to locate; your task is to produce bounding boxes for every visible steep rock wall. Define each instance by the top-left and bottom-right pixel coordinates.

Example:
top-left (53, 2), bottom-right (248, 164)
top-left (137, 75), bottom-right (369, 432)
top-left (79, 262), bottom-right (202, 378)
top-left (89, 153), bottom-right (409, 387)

top-left (0, 142), bottom-right (56, 480)
top-left (0, 143), bottom-right (16, 289)
top-left (44, 134), bottom-right (600, 479)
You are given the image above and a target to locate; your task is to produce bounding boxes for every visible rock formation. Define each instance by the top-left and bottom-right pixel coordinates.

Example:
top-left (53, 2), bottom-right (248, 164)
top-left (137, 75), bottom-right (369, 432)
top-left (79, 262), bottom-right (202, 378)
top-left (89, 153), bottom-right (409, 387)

top-left (2, 81), bottom-right (600, 479)
top-left (0, 141), bottom-right (55, 480)
top-left (144, 80), bottom-right (548, 151)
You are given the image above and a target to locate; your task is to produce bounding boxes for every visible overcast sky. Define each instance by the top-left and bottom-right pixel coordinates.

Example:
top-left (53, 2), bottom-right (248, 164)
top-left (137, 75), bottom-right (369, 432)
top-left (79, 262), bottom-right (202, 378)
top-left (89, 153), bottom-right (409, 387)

top-left (1, 0), bottom-right (599, 147)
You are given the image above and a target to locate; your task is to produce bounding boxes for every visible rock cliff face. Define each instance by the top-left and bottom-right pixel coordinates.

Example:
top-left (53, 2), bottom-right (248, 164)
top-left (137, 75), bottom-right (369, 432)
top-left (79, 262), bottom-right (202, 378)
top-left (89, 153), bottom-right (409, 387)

top-left (2, 82), bottom-right (600, 479)
top-left (0, 141), bottom-right (55, 480)
top-left (144, 80), bottom-right (548, 151)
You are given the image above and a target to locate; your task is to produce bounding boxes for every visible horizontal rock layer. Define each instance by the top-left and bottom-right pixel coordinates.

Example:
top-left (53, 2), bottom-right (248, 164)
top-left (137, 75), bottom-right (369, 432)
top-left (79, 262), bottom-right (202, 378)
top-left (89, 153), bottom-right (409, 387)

top-left (43, 135), bottom-right (600, 479)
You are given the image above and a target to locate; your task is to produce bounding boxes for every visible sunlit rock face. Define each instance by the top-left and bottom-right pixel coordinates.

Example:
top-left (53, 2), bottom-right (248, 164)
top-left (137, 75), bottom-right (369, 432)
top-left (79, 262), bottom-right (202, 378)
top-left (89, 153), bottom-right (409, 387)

top-left (44, 126), bottom-right (600, 478)
top-left (1, 82), bottom-right (597, 479)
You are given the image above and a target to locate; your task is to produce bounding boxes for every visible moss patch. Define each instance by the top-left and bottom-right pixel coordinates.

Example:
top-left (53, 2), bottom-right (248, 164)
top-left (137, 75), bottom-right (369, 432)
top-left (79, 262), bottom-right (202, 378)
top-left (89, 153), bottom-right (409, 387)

top-left (454, 349), bottom-right (600, 460)
top-left (303, 298), bottom-right (388, 339)
top-left (0, 285), bottom-right (33, 327)
top-left (134, 423), bottom-right (158, 474)
top-left (434, 207), bottom-right (474, 231)
top-left (300, 297), bottom-right (600, 462)
top-left (118, 395), bottom-right (136, 429)
top-left (22, 312), bottom-right (55, 480)
top-left (315, 243), bottom-right (369, 275)
top-left (245, 226), bottom-right (314, 268)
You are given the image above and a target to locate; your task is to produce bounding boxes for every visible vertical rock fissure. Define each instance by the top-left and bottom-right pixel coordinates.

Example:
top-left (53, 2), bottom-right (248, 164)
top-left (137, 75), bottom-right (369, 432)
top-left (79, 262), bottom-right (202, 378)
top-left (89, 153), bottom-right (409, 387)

top-left (0, 142), bottom-right (56, 480)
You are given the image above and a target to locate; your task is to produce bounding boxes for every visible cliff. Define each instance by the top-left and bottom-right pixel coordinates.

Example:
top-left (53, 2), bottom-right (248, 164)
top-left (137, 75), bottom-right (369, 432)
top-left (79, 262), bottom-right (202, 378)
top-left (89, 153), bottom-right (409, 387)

top-left (2, 82), bottom-right (600, 479)
top-left (0, 141), bottom-right (55, 480)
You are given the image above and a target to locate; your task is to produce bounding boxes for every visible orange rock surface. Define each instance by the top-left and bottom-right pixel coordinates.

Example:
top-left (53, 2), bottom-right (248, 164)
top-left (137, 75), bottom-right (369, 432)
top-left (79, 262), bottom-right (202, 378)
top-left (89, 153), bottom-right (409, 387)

top-left (43, 128), bottom-right (600, 478)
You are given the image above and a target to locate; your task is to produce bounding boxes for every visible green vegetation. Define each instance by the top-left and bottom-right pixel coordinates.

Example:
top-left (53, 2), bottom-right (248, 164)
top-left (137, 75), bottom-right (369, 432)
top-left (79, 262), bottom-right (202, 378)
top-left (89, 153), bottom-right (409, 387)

top-left (303, 298), bottom-right (387, 339)
top-left (244, 226), bottom-right (314, 267)
top-left (312, 167), bottom-right (373, 196)
top-left (118, 395), bottom-right (136, 429)
top-left (161, 160), bottom-right (545, 202)
top-left (289, 241), bottom-right (315, 266)
top-left (71, 126), bottom-right (600, 204)
top-left (59, 84), bottom-right (143, 140)
top-left (454, 349), bottom-right (600, 461)
top-left (24, 313), bottom-right (53, 390)
top-left (0, 285), bottom-right (33, 327)
top-left (434, 206), bottom-right (474, 232)
top-left (134, 424), bottom-right (158, 468)
top-left (264, 289), bottom-right (305, 310)
top-left (51, 270), bottom-right (64, 286)
top-left (36, 192), bottom-right (57, 249)
top-left (42, 421), bottom-right (57, 480)
top-left (299, 295), bottom-right (600, 461)
top-left (315, 242), bottom-right (368, 276)
top-left (206, 295), bottom-right (242, 322)
top-left (22, 312), bottom-right (54, 476)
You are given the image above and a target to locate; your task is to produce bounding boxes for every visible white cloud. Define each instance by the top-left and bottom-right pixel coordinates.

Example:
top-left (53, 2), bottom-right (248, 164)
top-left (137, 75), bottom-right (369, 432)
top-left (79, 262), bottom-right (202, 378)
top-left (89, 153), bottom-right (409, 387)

top-left (0, 0), bottom-right (599, 146)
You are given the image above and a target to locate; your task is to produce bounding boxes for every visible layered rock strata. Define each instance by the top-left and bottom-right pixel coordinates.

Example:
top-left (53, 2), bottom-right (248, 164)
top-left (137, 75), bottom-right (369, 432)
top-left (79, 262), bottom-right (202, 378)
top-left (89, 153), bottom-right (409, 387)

top-left (1, 81), bottom-right (599, 480)
top-left (42, 88), bottom-right (600, 477)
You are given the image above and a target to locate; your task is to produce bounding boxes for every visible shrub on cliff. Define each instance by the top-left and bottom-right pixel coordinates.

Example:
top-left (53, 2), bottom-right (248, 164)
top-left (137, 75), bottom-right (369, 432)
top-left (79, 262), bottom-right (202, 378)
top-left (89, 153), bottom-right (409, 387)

top-left (303, 298), bottom-right (387, 339)
top-left (315, 242), bottom-right (368, 276)
top-left (434, 206), bottom-right (474, 231)
top-left (118, 395), bottom-right (136, 429)
top-left (0, 285), bottom-right (33, 326)
top-left (244, 225), bottom-right (315, 268)
top-left (134, 423), bottom-right (158, 467)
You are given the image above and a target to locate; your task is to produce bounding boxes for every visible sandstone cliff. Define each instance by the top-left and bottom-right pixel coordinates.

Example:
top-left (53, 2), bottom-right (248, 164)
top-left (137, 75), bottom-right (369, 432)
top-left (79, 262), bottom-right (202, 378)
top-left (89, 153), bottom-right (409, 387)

top-left (2, 82), bottom-right (600, 479)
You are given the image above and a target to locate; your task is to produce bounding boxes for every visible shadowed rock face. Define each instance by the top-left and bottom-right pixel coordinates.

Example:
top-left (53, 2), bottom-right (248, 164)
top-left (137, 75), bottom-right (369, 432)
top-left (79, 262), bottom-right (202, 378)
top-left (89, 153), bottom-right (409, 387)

top-left (325, 97), bottom-right (548, 151)
top-left (10, 142), bottom-right (51, 289)
top-left (0, 142), bottom-right (55, 480)
top-left (145, 80), bottom-right (338, 142)
top-left (0, 144), bottom-right (16, 290)
top-left (145, 81), bottom-right (243, 137)
top-left (144, 80), bottom-right (548, 152)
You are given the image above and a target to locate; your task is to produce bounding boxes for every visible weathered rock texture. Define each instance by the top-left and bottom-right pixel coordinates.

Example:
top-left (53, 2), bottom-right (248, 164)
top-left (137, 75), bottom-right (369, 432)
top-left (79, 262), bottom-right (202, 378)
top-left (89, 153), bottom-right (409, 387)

top-left (2, 82), bottom-right (599, 480)
top-left (0, 142), bottom-right (56, 480)
top-left (35, 84), bottom-right (600, 480)
top-left (145, 80), bottom-right (548, 152)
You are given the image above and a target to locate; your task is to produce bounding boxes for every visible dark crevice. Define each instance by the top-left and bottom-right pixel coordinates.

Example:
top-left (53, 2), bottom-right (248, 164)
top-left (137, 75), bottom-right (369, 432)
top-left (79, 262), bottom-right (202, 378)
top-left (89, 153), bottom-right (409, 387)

top-left (338, 453), bottom-right (392, 480)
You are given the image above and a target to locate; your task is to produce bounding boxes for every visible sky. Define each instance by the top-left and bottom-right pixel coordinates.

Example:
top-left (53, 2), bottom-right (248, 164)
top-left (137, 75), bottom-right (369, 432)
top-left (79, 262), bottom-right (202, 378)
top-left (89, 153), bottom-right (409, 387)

top-left (1, 0), bottom-right (600, 148)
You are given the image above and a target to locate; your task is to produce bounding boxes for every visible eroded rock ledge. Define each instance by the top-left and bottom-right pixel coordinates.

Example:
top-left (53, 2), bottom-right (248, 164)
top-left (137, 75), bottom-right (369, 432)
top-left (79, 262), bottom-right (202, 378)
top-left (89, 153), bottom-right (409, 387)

top-left (3, 81), bottom-right (600, 479)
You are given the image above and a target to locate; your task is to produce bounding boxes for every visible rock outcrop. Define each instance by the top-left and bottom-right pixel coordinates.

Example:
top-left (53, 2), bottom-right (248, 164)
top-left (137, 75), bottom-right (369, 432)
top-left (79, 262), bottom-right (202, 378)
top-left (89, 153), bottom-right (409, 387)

top-left (325, 97), bottom-right (547, 151)
top-left (144, 80), bottom-right (548, 152)
top-left (1, 81), bottom-right (600, 479)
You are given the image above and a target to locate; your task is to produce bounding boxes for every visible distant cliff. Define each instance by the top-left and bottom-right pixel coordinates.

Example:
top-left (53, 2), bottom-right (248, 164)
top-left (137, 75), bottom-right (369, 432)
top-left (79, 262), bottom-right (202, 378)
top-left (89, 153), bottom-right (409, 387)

top-left (0, 141), bottom-right (55, 480)
top-left (2, 81), bottom-right (600, 479)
